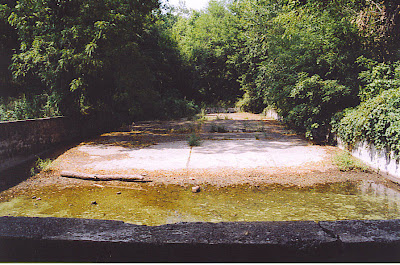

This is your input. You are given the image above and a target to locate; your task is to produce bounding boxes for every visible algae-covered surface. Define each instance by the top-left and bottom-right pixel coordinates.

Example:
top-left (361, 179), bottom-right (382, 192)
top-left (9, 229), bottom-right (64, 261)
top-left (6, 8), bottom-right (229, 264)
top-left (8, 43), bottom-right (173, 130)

top-left (0, 181), bottom-right (400, 226)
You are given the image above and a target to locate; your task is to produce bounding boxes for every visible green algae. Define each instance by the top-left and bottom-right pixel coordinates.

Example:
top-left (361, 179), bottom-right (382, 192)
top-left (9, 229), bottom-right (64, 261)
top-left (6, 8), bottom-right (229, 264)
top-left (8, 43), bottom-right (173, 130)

top-left (0, 181), bottom-right (400, 226)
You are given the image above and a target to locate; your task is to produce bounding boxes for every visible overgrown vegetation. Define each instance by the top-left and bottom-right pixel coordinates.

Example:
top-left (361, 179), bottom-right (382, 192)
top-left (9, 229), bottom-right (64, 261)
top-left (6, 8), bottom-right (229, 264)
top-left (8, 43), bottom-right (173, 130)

top-left (1, 0), bottom-right (197, 122)
top-left (333, 85), bottom-right (400, 160)
top-left (0, 93), bottom-right (60, 121)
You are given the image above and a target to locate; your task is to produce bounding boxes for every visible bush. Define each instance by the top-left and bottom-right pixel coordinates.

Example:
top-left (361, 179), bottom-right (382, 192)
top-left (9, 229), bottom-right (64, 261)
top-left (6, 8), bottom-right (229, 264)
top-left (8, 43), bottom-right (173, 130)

top-left (0, 92), bottom-right (61, 122)
top-left (357, 56), bottom-right (400, 101)
top-left (282, 73), bottom-right (350, 142)
top-left (333, 87), bottom-right (400, 160)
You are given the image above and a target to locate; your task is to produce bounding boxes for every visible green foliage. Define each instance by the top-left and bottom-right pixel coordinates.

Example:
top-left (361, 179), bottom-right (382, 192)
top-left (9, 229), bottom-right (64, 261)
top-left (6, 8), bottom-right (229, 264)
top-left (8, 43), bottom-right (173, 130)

top-left (334, 86), bottom-right (400, 160)
top-left (354, 0), bottom-right (400, 60)
top-left (231, 0), bottom-right (363, 141)
top-left (357, 56), bottom-right (400, 101)
top-left (283, 73), bottom-right (351, 141)
top-left (2, 0), bottom-right (399, 149)
top-left (188, 133), bottom-right (201, 146)
top-left (30, 157), bottom-right (53, 176)
top-left (0, 92), bottom-right (61, 121)
top-left (333, 151), bottom-right (368, 172)
top-left (172, 0), bottom-right (243, 104)
top-left (8, 0), bottom-right (160, 117)
top-left (0, 0), bottom-right (201, 122)
top-left (0, 0), bottom-right (18, 98)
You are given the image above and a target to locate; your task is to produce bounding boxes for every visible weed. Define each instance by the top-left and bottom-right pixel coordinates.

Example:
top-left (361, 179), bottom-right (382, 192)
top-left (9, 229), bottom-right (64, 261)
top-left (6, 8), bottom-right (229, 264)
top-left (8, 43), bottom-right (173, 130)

top-left (188, 133), bottom-right (201, 146)
top-left (333, 151), bottom-right (369, 172)
top-left (194, 108), bottom-right (207, 121)
top-left (31, 157), bottom-right (53, 176)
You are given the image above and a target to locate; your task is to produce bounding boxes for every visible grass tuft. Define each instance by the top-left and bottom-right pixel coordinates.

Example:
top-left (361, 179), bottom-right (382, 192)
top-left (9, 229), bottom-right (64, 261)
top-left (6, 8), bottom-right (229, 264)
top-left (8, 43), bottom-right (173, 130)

top-left (333, 151), bottom-right (369, 172)
top-left (30, 157), bottom-right (53, 176)
top-left (188, 133), bottom-right (201, 146)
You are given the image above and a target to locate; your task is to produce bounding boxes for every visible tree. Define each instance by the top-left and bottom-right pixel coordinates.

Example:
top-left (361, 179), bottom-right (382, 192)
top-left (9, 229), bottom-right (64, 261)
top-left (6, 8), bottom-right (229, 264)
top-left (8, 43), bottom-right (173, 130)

top-left (355, 0), bottom-right (400, 60)
top-left (0, 0), bottom-right (18, 97)
top-left (233, 0), bottom-right (364, 140)
top-left (9, 0), bottom-right (160, 117)
top-left (172, 0), bottom-right (244, 105)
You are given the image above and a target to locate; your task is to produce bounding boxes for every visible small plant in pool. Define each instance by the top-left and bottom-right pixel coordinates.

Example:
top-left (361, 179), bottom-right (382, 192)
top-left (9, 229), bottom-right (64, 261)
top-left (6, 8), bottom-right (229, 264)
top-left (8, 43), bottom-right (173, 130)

top-left (333, 151), bottom-right (369, 172)
top-left (188, 133), bottom-right (201, 146)
top-left (30, 157), bottom-right (53, 176)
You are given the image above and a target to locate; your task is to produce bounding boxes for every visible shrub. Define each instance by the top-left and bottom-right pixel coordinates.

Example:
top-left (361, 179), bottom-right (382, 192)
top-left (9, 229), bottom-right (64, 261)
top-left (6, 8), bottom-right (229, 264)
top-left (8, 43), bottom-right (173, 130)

top-left (0, 93), bottom-right (61, 122)
top-left (357, 56), bottom-right (400, 102)
top-left (282, 73), bottom-right (351, 142)
top-left (333, 87), bottom-right (400, 160)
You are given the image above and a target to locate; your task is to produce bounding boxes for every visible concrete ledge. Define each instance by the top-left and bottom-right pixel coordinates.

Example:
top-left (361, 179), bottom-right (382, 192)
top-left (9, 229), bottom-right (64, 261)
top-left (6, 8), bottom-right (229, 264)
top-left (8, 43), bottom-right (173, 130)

top-left (0, 217), bottom-right (399, 262)
top-left (320, 219), bottom-right (400, 262)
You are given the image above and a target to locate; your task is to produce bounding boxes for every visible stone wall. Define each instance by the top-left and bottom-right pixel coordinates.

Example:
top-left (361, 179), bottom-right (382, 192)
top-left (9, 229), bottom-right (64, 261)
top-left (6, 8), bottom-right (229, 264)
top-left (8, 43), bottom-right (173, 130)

top-left (0, 115), bottom-right (117, 171)
top-left (337, 138), bottom-right (400, 183)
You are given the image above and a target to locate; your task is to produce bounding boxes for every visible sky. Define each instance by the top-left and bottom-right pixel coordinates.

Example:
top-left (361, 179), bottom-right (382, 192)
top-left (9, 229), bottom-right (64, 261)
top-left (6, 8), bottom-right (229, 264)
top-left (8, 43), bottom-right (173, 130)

top-left (163, 0), bottom-right (210, 11)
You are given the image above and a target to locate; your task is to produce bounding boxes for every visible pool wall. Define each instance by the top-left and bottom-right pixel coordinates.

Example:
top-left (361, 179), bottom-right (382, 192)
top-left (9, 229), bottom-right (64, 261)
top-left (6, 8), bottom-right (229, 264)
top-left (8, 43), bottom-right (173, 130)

top-left (337, 138), bottom-right (400, 184)
top-left (0, 114), bottom-right (118, 171)
top-left (0, 216), bottom-right (399, 262)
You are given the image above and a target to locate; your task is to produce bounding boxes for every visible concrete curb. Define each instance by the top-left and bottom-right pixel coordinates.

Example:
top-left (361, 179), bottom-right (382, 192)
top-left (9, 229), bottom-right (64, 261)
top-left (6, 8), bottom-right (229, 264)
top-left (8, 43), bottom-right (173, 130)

top-left (0, 217), bottom-right (400, 262)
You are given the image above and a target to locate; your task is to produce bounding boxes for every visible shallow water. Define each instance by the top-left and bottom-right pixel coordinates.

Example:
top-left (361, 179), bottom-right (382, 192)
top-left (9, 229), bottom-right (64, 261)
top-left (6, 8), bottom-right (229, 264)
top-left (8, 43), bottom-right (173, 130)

top-left (0, 181), bottom-right (400, 226)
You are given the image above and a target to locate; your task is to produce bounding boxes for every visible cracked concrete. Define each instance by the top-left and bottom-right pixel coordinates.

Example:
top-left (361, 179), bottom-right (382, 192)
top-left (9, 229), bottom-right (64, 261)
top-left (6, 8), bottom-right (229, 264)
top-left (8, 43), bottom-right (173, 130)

top-left (47, 112), bottom-right (350, 187)
top-left (77, 139), bottom-right (326, 171)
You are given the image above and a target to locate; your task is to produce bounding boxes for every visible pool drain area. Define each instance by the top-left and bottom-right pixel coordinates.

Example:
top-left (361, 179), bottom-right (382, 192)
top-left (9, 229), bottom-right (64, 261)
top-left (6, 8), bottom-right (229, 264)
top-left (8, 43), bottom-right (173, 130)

top-left (0, 216), bottom-right (399, 262)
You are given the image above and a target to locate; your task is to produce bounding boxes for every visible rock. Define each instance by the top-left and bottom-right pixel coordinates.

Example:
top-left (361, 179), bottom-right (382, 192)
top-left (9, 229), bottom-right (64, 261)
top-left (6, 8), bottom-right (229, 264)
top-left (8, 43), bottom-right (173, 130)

top-left (91, 201), bottom-right (98, 205)
top-left (31, 196), bottom-right (36, 200)
top-left (36, 198), bottom-right (41, 201)
top-left (116, 192), bottom-right (121, 195)
top-left (192, 186), bottom-right (201, 193)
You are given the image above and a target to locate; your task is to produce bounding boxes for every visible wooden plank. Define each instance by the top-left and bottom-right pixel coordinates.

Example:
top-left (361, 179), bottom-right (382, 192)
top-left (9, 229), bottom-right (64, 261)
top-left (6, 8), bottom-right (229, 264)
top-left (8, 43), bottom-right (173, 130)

top-left (60, 171), bottom-right (147, 182)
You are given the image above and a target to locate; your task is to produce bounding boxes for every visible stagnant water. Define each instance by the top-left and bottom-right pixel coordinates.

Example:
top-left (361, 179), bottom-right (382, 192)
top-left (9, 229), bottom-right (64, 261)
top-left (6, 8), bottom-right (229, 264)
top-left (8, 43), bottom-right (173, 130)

top-left (0, 181), bottom-right (400, 226)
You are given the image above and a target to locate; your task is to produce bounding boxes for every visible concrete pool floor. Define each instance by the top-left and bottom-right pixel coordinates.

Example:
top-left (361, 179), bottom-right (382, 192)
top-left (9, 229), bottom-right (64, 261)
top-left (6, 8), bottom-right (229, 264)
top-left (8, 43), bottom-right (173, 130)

top-left (3, 112), bottom-right (390, 190)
